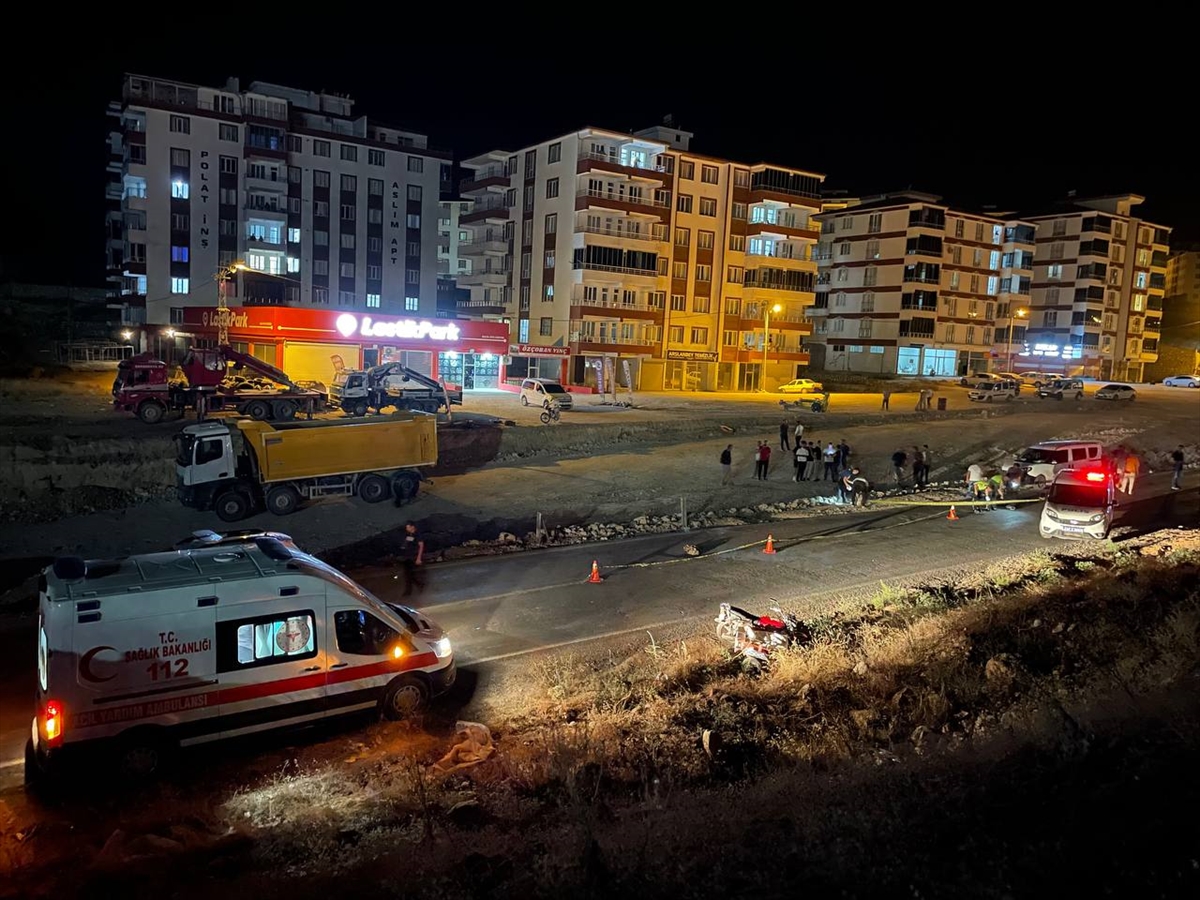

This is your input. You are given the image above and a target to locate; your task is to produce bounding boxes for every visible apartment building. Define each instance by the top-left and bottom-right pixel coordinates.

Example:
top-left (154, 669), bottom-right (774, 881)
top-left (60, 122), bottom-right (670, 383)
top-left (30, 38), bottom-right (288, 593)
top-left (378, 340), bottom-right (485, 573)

top-left (1022, 195), bottom-right (1170, 381)
top-left (105, 74), bottom-right (449, 328)
top-left (435, 197), bottom-right (473, 316)
top-left (457, 124), bottom-right (824, 391)
top-left (808, 193), bottom-right (1026, 377)
top-left (1145, 248), bottom-right (1200, 381)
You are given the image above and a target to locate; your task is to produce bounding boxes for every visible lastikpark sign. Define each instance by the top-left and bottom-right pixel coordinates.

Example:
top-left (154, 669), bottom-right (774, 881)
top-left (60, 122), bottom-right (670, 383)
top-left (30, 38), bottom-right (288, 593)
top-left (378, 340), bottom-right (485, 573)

top-left (335, 314), bottom-right (460, 341)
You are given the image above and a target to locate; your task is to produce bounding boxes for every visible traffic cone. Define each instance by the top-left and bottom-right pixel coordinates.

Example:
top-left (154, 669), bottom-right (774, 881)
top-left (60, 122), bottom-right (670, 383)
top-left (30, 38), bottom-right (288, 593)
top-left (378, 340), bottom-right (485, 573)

top-left (947, 506), bottom-right (959, 521)
top-left (588, 560), bottom-right (603, 583)
top-left (763, 534), bottom-right (777, 554)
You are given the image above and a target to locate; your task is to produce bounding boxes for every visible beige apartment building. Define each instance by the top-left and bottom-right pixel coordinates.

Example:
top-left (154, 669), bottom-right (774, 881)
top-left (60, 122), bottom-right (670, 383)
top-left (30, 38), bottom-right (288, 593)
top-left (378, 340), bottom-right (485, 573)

top-left (457, 125), bottom-right (824, 391)
top-left (807, 193), bottom-right (1032, 377)
top-left (1022, 194), bottom-right (1170, 381)
top-left (1145, 248), bottom-right (1200, 381)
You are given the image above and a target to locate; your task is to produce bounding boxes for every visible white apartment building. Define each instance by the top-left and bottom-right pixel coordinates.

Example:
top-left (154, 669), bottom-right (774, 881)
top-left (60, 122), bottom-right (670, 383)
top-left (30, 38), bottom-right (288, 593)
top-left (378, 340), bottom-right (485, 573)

top-left (1023, 194), bottom-right (1170, 381)
top-left (809, 194), bottom-right (1026, 377)
top-left (457, 124), bottom-right (824, 391)
top-left (106, 74), bottom-right (449, 327)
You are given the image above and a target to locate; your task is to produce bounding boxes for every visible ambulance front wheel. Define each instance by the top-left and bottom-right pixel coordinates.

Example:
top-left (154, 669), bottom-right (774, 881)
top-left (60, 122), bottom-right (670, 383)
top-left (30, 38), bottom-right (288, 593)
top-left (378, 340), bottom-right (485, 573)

top-left (381, 675), bottom-right (429, 720)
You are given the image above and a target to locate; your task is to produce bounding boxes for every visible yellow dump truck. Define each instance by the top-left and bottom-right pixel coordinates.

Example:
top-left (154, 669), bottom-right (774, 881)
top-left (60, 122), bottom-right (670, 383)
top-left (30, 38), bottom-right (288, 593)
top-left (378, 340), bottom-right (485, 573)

top-left (174, 414), bottom-right (437, 521)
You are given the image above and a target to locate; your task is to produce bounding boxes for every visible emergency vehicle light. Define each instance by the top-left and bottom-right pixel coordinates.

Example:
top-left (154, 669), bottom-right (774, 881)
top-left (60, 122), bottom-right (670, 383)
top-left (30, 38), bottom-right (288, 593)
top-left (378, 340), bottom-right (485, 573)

top-left (392, 646), bottom-right (404, 659)
top-left (43, 700), bottom-right (63, 744)
top-left (1085, 472), bottom-right (1106, 482)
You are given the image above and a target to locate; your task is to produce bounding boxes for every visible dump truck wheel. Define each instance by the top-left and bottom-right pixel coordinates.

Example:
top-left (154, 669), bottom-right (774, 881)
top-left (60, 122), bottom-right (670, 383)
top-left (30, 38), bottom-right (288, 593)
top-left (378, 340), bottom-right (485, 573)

top-left (350, 401), bottom-right (368, 417)
top-left (392, 472), bottom-right (420, 504)
top-left (266, 484), bottom-right (301, 516)
top-left (246, 400), bottom-right (272, 420)
top-left (273, 400), bottom-right (297, 421)
top-left (358, 474), bottom-right (390, 504)
top-left (137, 400), bottom-right (166, 424)
top-left (215, 490), bottom-right (251, 522)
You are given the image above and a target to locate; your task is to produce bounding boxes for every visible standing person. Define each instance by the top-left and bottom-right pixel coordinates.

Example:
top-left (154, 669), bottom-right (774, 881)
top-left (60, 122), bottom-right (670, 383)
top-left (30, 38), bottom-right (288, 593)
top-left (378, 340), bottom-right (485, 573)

top-left (1119, 452), bottom-right (1140, 495)
top-left (922, 444), bottom-right (933, 484)
top-left (793, 441), bottom-right (809, 482)
top-left (911, 445), bottom-right (925, 489)
top-left (753, 442), bottom-right (766, 481)
top-left (780, 421), bottom-right (791, 451)
top-left (892, 447), bottom-right (908, 485)
top-left (823, 442), bottom-right (838, 481)
top-left (804, 442), bottom-right (819, 481)
top-left (965, 462), bottom-right (983, 497)
top-left (837, 439), bottom-right (851, 470)
top-left (720, 444), bottom-right (733, 485)
top-left (398, 521), bottom-right (426, 597)
top-left (881, 389), bottom-right (891, 410)
top-left (1171, 445), bottom-right (1185, 491)
top-left (1110, 445), bottom-right (1127, 479)
top-left (794, 420), bottom-right (805, 446)
top-left (760, 442), bottom-right (772, 480)
top-left (839, 466), bottom-right (855, 503)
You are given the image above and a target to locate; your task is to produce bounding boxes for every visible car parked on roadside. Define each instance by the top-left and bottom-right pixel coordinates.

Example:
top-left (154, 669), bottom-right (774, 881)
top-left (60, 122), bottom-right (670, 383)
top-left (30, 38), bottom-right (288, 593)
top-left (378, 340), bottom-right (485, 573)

top-left (1163, 374), bottom-right (1200, 388)
top-left (777, 378), bottom-right (825, 394)
top-left (1095, 383), bottom-right (1137, 401)
top-left (519, 378), bottom-right (574, 410)
top-left (1018, 372), bottom-right (1051, 386)
top-left (959, 372), bottom-right (1000, 387)
top-left (1037, 378), bottom-right (1085, 401)
top-left (968, 379), bottom-right (1020, 402)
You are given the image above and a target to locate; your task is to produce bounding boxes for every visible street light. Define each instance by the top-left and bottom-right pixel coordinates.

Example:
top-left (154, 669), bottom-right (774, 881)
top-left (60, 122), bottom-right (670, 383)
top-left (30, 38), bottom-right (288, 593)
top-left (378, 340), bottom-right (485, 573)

top-left (761, 303), bottom-right (783, 390)
top-left (214, 260), bottom-right (248, 345)
top-left (1006, 307), bottom-right (1027, 371)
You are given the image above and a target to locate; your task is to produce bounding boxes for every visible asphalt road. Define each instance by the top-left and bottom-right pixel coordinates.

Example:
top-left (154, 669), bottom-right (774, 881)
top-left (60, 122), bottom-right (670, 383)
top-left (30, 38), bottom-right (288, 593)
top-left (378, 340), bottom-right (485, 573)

top-left (2, 469), bottom-right (1194, 790)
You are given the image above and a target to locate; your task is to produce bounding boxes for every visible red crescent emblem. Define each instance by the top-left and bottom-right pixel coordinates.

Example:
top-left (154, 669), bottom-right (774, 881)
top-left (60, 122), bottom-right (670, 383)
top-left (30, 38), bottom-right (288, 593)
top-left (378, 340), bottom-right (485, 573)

top-left (79, 646), bottom-right (118, 683)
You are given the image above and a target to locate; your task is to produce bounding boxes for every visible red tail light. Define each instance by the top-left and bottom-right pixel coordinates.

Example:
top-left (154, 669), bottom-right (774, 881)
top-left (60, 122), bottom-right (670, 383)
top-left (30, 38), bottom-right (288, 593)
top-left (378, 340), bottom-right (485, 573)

top-left (42, 699), bottom-right (64, 746)
top-left (1085, 471), bottom-right (1106, 482)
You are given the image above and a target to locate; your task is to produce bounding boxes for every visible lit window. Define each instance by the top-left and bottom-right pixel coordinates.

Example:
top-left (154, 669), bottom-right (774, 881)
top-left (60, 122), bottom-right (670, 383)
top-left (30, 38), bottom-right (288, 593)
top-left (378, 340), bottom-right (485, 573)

top-left (366, 293), bottom-right (381, 308)
top-left (287, 227), bottom-right (300, 243)
top-left (171, 180), bottom-right (189, 199)
top-left (170, 277), bottom-right (189, 294)
top-left (518, 319), bottom-right (529, 342)
top-left (170, 246), bottom-right (189, 262)
top-left (405, 296), bottom-right (419, 311)
top-left (286, 257), bottom-right (300, 274)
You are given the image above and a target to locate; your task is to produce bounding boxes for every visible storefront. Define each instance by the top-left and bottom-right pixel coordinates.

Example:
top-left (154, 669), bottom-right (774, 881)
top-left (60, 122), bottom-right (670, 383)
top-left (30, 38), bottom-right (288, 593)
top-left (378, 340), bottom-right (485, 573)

top-left (505, 343), bottom-right (571, 384)
top-left (182, 307), bottom-right (509, 387)
top-left (663, 350), bottom-right (718, 391)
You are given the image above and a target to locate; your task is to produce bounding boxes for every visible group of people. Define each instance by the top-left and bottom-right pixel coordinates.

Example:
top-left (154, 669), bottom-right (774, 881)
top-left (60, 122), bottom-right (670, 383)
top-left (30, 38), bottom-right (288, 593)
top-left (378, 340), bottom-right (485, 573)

top-left (890, 444), bottom-right (934, 488)
top-left (722, 428), bottom-right (855, 488)
top-left (965, 462), bottom-right (1007, 511)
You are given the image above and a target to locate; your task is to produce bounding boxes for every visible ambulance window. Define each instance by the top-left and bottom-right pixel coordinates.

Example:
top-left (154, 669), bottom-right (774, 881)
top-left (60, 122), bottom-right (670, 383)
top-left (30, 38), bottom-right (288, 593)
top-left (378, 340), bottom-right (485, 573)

top-left (196, 438), bottom-right (224, 465)
top-left (335, 610), bottom-right (402, 656)
top-left (219, 611), bottom-right (317, 671)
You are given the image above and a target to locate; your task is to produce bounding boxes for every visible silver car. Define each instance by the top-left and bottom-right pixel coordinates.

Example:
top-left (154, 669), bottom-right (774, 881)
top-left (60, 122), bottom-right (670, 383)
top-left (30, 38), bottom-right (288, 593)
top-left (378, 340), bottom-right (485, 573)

top-left (1095, 383), bottom-right (1137, 401)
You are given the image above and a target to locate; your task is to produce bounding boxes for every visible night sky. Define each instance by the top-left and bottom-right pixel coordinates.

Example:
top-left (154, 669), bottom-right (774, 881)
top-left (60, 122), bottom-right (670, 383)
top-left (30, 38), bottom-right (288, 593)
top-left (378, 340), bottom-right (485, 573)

top-left (2, 33), bottom-right (1194, 287)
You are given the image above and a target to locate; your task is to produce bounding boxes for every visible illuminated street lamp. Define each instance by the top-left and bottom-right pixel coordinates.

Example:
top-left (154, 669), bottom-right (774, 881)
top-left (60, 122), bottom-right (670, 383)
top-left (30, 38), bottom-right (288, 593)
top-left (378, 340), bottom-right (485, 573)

top-left (213, 260), bottom-right (248, 345)
top-left (1006, 307), bottom-right (1027, 371)
top-left (121, 330), bottom-right (133, 340)
top-left (761, 303), bottom-right (783, 390)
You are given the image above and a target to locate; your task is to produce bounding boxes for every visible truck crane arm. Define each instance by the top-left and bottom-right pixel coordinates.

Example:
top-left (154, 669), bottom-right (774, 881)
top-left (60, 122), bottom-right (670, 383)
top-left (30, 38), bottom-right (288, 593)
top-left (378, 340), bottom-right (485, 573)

top-left (219, 344), bottom-right (300, 390)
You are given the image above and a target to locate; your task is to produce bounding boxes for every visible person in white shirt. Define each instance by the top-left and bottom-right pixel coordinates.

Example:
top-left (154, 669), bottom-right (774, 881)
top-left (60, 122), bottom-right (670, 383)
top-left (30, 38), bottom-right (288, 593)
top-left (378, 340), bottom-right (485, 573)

top-left (794, 422), bottom-right (805, 444)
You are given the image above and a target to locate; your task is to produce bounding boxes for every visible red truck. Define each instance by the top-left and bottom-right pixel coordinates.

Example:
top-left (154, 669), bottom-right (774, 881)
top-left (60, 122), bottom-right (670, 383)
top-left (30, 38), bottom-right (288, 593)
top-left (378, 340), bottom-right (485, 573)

top-left (112, 345), bottom-right (327, 424)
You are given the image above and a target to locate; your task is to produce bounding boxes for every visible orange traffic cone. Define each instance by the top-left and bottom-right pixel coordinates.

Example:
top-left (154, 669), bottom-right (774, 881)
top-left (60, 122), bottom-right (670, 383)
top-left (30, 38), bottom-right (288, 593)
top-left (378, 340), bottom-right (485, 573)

top-left (588, 560), bottom-right (603, 583)
top-left (947, 505), bottom-right (959, 521)
top-left (763, 534), bottom-right (777, 554)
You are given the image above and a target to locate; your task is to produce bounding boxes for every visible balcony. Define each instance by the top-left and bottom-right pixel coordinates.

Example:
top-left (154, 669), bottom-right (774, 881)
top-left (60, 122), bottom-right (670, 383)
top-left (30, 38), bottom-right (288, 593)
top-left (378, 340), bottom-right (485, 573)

top-left (570, 292), bottom-right (663, 321)
top-left (744, 247), bottom-right (816, 266)
top-left (744, 218), bottom-right (820, 240)
top-left (575, 188), bottom-right (670, 215)
top-left (460, 198), bottom-right (510, 224)
top-left (746, 169), bottom-right (822, 202)
top-left (456, 298), bottom-right (508, 316)
top-left (457, 269), bottom-right (509, 287)
top-left (458, 237), bottom-right (509, 256)
top-left (246, 172), bottom-right (287, 192)
top-left (572, 260), bottom-right (659, 279)
top-left (244, 199), bottom-right (286, 217)
top-left (459, 168), bottom-right (509, 193)
top-left (571, 332), bottom-right (660, 355)
top-left (576, 150), bottom-right (668, 180)
top-left (1149, 273), bottom-right (1166, 290)
top-left (743, 271), bottom-right (814, 294)
top-left (722, 346), bottom-right (811, 365)
top-left (577, 223), bottom-right (666, 245)
top-left (1151, 251), bottom-right (1169, 269)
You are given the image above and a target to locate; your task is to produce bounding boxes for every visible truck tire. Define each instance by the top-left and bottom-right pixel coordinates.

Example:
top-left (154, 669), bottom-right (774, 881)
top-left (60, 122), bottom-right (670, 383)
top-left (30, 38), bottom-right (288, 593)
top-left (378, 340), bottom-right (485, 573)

top-left (357, 474), bottom-right (390, 504)
top-left (272, 400), bottom-right (297, 421)
top-left (214, 490), bottom-right (252, 522)
top-left (392, 472), bottom-right (420, 504)
top-left (137, 400), bottom-right (166, 424)
top-left (380, 675), bottom-right (429, 720)
top-left (245, 400), bottom-right (272, 421)
top-left (349, 401), bottom-right (369, 418)
top-left (266, 484), bottom-right (302, 516)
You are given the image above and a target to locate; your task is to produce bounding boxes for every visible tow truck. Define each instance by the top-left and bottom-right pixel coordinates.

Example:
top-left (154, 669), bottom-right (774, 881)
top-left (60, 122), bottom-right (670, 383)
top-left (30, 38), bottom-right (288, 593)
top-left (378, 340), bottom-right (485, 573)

top-left (112, 345), bottom-right (327, 424)
top-left (329, 362), bottom-right (461, 417)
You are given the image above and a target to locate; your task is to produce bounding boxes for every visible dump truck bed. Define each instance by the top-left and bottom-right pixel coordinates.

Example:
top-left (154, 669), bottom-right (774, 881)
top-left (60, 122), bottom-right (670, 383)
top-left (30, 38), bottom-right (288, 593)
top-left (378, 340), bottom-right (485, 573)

top-left (236, 413), bottom-right (437, 482)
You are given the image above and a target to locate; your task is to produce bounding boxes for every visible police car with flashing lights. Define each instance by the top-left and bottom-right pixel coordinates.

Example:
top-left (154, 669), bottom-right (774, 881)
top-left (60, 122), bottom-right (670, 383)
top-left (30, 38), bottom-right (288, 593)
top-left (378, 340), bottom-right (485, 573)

top-left (1039, 467), bottom-right (1117, 541)
top-left (27, 530), bottom-right (454, 784)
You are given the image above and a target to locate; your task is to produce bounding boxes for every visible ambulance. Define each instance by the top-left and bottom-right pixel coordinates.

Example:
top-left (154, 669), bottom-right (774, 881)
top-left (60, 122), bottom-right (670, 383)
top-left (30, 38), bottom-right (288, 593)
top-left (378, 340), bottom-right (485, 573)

top-left (27, 530), bottom-right (455, 782)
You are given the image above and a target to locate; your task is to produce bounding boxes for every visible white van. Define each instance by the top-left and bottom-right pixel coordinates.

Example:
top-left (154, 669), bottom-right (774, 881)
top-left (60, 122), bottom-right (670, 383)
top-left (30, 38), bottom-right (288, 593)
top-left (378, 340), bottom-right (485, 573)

top-left (1013, 440), bottom-right (1104, 485)
top-left (27, 530), bottom-right (454, 782)
top-left (519, 378), bottom-right (573, 410)
top-left (1039, 467), bottom-right (1116, 540)
top-left (968, 379), bottom-right (1020, 402)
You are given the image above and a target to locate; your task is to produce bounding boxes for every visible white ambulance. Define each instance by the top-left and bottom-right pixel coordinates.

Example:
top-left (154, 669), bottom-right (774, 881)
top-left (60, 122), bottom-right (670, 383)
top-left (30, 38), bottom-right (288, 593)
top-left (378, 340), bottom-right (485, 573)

top-left (27, 530), bottom-right (454, 782)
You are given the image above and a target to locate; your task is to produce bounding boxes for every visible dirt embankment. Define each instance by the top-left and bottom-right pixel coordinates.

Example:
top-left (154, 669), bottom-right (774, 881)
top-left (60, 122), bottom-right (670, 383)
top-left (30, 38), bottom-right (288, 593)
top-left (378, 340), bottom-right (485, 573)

top-left (5, 532), bottom-right (1198, 898)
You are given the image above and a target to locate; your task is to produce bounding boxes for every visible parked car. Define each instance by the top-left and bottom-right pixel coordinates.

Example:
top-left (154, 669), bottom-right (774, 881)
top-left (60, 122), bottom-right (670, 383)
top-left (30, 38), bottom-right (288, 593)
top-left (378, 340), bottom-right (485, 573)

top-left (996, 372), bottom-right (1024, 392)
top-left (959, 373), bottom-right (1000, 387)
top-left (519, 378), bottom-right (574, 410)
top-left (968, 379), bottom-right (1020, 402)
top-left (777, 378), bottom-right (825, 394)
top-left (1163, 374), bottom-right (1200, 388)
top-left (1018, 372), bottom-right (1051, 386)
top-left (1037, 378), bottom-right (1085, 401)
top-left (1095, 383), bottom-right (1137, 401)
